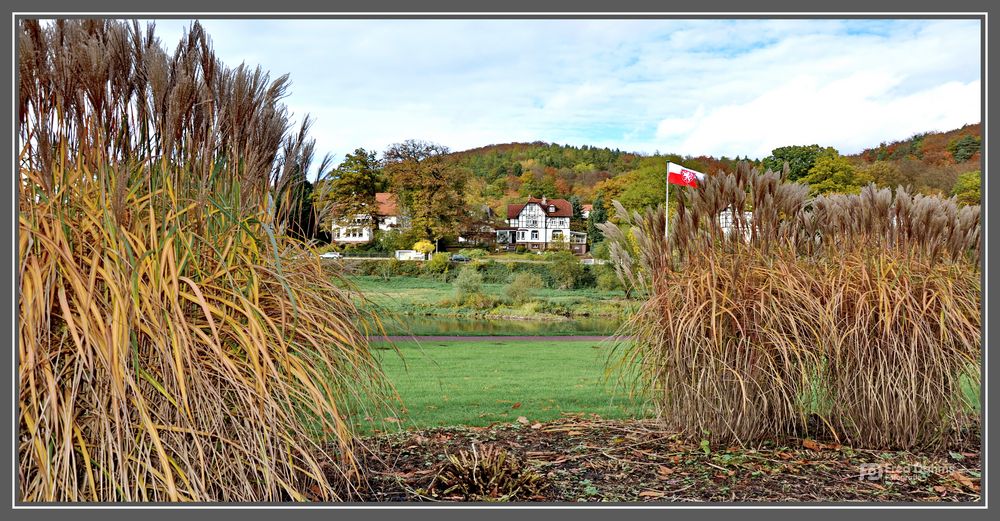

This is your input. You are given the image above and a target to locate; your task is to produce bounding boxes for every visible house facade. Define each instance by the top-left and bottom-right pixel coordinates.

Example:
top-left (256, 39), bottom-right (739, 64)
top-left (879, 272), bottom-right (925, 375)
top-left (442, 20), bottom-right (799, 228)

top-left (331, 193), bottom-right (402, 244)
top-left (496, 196), bottom-right (588, 254)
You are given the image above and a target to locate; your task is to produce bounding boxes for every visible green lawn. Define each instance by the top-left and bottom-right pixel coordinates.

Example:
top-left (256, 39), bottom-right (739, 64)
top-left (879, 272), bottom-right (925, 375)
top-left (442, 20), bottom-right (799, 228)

top-left (366, 339), bottom-right (648, 430)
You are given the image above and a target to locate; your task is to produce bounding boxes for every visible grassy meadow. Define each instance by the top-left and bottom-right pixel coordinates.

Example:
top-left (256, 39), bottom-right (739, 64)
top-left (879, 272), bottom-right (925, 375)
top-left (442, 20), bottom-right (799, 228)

top-left (366, 339), bottom-right (648, 430)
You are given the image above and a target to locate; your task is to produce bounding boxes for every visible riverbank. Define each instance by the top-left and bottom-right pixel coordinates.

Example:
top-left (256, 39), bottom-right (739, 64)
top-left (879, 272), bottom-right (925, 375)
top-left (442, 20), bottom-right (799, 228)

top-left (348, 275), bottom-right (634, 322)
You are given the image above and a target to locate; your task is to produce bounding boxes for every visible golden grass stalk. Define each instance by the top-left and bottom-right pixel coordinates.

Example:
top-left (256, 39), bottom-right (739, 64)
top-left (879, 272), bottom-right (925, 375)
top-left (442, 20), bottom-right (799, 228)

top-left (607, 161), bottom-right (980, 449)
top-left (18, 19), bottom-right (390, 501)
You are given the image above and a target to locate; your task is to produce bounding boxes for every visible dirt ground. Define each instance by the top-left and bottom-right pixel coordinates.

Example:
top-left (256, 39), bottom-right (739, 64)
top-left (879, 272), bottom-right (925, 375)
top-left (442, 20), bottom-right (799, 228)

top-left (333, 415), bottom-right (982, 503)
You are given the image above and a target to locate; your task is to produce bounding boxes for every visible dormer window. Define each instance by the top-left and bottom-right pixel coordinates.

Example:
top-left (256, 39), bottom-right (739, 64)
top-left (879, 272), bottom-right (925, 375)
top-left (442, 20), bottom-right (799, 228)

top-left (549, 205), bottom-right (555, 212)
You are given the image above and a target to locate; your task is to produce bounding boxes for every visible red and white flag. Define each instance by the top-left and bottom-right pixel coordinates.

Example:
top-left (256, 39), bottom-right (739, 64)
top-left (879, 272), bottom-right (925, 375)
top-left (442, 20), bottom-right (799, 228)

top-left (667, 162), bottom-right (706, 188)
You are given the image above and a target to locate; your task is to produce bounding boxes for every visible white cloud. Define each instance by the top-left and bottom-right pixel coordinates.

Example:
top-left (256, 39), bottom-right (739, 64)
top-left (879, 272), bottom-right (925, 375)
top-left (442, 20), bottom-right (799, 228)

top-left (146, 18), bottom-right (981, 161)
top-left (663, 76), bottom-right (980, 158)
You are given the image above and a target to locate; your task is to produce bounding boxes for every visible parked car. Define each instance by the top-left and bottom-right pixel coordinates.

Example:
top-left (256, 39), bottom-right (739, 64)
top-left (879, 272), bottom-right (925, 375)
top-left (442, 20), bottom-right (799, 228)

top-left (450, 254), bottom-right (471, 262)
top-left (319, 251), bottom-right (343, 259)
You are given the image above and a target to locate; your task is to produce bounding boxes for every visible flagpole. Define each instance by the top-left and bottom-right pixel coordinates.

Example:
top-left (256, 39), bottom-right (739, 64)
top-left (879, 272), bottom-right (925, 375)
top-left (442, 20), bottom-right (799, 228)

top-left (665, 162), bottom-right (670, 242)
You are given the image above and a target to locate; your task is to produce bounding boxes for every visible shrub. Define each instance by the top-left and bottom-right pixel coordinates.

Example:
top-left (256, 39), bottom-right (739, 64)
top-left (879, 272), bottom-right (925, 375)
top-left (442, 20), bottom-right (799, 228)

top-left (505, 272), bottom-right (544, 305)
top-left (459, 248), bottom-right (489, 259)
top-left (374, 229), bottom-right (407, 252)
top-left (515, 245), bottom-right (527, 254)
top-left (591, 241), bottom-right (610, 261)
top-left (452, 266), bottom-right (484, 305)
top-left (17, 20), bottom-right (387, 501)
top-left (548, 251), bottom-right (585, 289)
top-left (429, 444), bottom-right (546, 501)
top-left (610, 161), bottom-right (981, 450)
top-left (952, 170), bottom-right (981, 206)
top-left (425, 252), bottom-right (452, 275)
top-left (478, 260), bottom-right (513, 284)
top-left (595, 265), bottom-right (623, 291)
top-left (462, 292), bottom-right (499, 310)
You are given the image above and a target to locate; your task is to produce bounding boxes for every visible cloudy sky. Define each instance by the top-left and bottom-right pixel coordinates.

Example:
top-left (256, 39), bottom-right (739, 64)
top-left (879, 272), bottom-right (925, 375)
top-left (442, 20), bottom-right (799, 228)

top-left (151, 18), bottom-right (981, 162)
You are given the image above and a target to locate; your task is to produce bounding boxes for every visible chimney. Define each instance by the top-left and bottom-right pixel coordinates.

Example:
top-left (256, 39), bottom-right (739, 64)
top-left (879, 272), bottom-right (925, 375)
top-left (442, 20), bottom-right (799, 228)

top-left (541, 196), bottom-right (547, 205)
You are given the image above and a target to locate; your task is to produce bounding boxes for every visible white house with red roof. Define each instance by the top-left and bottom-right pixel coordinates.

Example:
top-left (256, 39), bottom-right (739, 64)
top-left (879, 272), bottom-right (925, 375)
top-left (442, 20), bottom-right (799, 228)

top-left (496, 196), bottom-right (588, 254)
top-left (331, 192), bottom-right (403, 244)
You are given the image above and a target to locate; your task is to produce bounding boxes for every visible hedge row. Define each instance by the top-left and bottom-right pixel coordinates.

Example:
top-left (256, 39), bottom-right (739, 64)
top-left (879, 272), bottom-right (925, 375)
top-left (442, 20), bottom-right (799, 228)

top-left (346, 257), bottom-right (616, 290)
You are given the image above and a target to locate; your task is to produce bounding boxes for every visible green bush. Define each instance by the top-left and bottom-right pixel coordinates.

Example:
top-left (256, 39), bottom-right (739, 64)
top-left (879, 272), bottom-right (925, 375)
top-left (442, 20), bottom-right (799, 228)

top-left (374, 229), bottom-right (407, 253)
top-left (452, 266), bottom-right (484, 305)
top-left (549, 251), bottom-right (584, 289)
top-left (425, 252), bottom-right (452, 275)
top-left (596, 265), bottom-right (622, 291)
top-left (515, 245), bottom-right (527, 254)
top-left (505, 272), bottom-right (544, 305)
top-left (509, 262), bottom-right (557, 288)
top-left (459, 248), bottom-right (488, 259)
top-left (478, 260), bottom-right (513, 284)
top-left (952, 170), bottom-right (981, 206)
top-left (350, 259), bottom-right (422, 278)
top-left (461, 292), bottom-right (499, 310)
top-left (591, 241), bottom-right (610, 261)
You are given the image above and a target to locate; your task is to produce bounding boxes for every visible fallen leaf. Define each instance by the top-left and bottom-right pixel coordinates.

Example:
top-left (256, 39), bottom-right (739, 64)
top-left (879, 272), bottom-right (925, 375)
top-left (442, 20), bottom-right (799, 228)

top-left (384, 416), bottom-right (400, 423)
top-left (656, 465), bottom-right (674, 478)
top-left (802, 439), bottom-right (824, 451)
top-left (512, 402), bottom-right (522, 409)
top-left (531, 422), bottom-right (542, 429)
top-left (516, 416), bottom-right (529, 425)
top-left (639, 490), bottom-right (665, 498)
top-left (933, 485), bottom-right (948, 493)
top-left (567, 430), bottom-right (583, 436)
top-left (950, 471), bottom-right (980, 491)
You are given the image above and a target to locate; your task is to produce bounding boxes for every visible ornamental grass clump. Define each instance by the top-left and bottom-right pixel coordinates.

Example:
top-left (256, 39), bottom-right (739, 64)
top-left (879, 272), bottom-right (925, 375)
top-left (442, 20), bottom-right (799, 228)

top-left (605, 161), bottom-right (980, 449)
top-left (18, 20), bottom-right (390, 501)
top-left (429, 444), bottom-right (546, 501)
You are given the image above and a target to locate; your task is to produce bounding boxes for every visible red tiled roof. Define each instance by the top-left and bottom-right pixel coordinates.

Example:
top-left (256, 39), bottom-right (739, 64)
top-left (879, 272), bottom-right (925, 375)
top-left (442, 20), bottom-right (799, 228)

top-left (376, 193), bottom-right (398, 216)
top-left (506, 197), bottom-right (573, 219)
top-left (582, 204), bottom-right (593, 211)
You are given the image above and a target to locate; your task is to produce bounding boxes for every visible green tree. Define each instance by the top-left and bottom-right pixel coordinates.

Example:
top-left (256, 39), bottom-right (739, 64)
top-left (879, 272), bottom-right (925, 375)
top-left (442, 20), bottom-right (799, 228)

top-left (588, 194), bottom-right (608, 245)
top-left (385, 140), bottom-right (469, 247)
top-left (800, 154), bottom-right (870, 195)
top-left (317, 147), bottom-right (384, 228)
top-left (569, 195), bottom-right (585, 232)
top-left (762, 144), bottom-right (838, 181)
top-left (617, 158), bottom-right (668, 212)
top-left (951, 170), bottom-right (981, 206)
top-left (860, 160), bottom-right (906, 189)
top-left (948, 135), bottom-right (981, 163)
